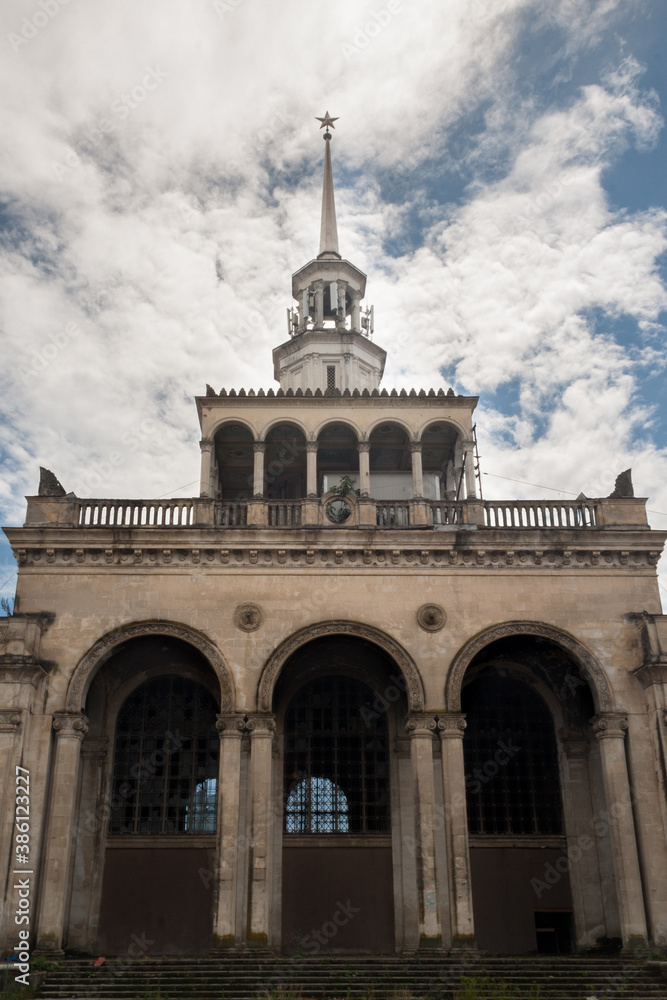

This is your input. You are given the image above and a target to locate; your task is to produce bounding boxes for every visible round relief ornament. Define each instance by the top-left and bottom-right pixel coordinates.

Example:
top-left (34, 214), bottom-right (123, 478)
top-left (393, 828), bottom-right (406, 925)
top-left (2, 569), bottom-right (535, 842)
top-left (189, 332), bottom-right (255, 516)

top-left (417, 604), bottom-right (446, 632)
top-left (234, 603), bottom-right (263, 632)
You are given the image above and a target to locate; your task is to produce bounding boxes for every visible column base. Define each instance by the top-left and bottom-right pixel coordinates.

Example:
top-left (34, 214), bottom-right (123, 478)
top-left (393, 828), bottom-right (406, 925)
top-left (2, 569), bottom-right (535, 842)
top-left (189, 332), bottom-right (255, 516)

top-left (620, 935), bottom-right (649, 956)
top-left (418, 934), bottom-right (443, 950)
top-left (449, 935), bottom-right (477, 953)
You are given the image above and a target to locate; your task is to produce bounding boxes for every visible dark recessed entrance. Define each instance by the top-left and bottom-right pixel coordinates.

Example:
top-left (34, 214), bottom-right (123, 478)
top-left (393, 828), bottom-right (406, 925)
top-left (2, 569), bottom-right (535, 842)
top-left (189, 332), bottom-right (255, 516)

top-left (278, 643), bottom-right (398, 953)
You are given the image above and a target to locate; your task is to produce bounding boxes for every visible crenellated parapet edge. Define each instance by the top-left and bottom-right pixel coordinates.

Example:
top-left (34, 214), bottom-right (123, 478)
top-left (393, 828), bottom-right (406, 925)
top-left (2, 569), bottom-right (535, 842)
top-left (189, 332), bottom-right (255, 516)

top-left (4, 526), bottom-right (665, 573)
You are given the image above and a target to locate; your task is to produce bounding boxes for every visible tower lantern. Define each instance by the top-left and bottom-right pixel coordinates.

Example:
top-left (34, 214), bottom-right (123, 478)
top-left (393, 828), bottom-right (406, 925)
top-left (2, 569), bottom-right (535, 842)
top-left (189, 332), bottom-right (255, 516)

top-left (274, 113), bottom-right (385, 394)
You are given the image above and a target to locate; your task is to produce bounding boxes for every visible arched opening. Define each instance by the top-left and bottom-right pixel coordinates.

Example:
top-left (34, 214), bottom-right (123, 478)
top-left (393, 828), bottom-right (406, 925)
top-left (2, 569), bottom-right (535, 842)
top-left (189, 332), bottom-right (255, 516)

top-left (368, 422), bottom-right (413, 499)
top-left (421, 421), bottom-right (460, 500)
top-left (460, 634), bottom-right (605, 955)
top-left (316, 422), bottom-right (359, 496)
top-left (67, 635), bottom-right (222, 955)
top-left (264, 422), bottom-right (307, 499)
top-left (275, 636), bottom-right (400, 954)
top-left (214, 422), bottom-right (254, 500)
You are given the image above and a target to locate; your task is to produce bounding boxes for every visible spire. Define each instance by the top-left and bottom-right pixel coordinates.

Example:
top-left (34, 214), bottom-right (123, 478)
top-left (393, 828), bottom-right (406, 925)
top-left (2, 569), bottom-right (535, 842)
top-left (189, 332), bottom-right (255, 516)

top-left (316, 112), bottom-right (340, 259)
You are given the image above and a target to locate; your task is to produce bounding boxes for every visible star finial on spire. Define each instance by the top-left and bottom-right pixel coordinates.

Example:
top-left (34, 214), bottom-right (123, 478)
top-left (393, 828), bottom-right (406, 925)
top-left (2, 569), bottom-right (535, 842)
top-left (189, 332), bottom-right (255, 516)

top-left (315, 111), bottom-right (339, 134)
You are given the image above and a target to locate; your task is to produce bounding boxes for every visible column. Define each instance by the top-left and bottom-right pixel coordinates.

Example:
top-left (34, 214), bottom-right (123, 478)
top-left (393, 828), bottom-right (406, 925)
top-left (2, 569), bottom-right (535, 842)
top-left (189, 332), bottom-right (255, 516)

top-left (560, 736), bottom-right (607, 949)
top-left (213, 715), bottom-right (245, 947)
top-left (199, 438), bottom-right (214, 498)
top-left (0, 712), bottom-right (23, 952)
top-left (314, 280), bottom-right (324, 327)
top-left (406, 714), bottom-right (441, 947)
top-left (36, 712), bottom-right (88, 952)
top-left (246, 715), bottom-right (276, 947)
top-left (438, 714), bottom-right (475, 948)
top-left (591, 714), bottom-right (648, 950)
top-left (306, 442), bottom-right (318, 497)
top-left (351, 290), bottom-right (362, 333)
top-left (357, 442), bottom-right (370, 496)
top-left (410, 442), bottom-right (424, 498)
top-left (253, 442), bottom-right (265, 497)
top-left (463, 439), bottom-right (477, 499)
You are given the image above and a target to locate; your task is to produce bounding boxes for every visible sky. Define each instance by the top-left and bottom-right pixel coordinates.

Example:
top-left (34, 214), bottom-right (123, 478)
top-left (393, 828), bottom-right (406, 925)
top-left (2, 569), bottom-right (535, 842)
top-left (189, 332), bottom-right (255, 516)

top-left (1, 0), bottom-right (666, 608)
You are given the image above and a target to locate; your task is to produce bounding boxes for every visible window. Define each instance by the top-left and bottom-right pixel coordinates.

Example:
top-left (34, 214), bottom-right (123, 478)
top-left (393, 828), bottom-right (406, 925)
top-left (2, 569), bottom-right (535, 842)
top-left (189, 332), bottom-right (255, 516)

top-left (326, 365), bottom-right (336, 391)
top-left (284, 675), bottom-right (389, 834)
top-left (285, 777), bottom-right (349, 833)
top-left (463, 674), bottom-right (563, 836)
top-left (109, 675), bottom-right (219, 835)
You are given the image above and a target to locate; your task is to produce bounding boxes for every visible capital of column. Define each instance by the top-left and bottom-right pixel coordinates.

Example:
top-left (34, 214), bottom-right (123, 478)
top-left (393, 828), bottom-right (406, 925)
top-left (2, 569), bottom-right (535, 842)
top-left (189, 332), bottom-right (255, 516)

top-left (306, 441), bottom-right (318, 454)
top-left (591, 713), bottom-right (629, 741)
top-left (52, 712), bottom-right (89, 741)
top-left (253, 442), bottom-right (266, 454)
top-left (199, 438), bottom-right (213, 452)
top-left (437, 713), bottom-right (467, 739)
top-left (246, 715), bottom-right (276, 737)
top-left (216, 714), bottom-right (246, 739)
top-left (357, 441), bottom-right (370, 454)
top-left (0, 710), bottom-right (23, 732)
top-left (409, 441), bottom-right (422, 454)
top-left (406, 714), bottom-right (437, 738)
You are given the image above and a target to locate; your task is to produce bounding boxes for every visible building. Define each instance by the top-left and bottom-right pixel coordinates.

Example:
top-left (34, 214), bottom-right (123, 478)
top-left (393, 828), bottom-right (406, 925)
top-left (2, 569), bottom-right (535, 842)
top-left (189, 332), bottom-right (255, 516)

top-left (2, 117), bottom-right (667, 959)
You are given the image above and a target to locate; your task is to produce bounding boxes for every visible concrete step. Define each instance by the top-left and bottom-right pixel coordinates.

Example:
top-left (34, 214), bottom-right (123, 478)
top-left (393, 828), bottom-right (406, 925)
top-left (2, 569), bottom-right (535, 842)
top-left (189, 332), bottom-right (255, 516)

top-left (33, 955), bottom-right (667, 1000)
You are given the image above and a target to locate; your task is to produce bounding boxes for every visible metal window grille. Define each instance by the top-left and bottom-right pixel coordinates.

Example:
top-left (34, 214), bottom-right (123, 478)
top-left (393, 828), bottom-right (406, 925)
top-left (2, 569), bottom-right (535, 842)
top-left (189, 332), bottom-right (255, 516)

top-left (326, 365), bottom-right (336, 391)
top-left (284, 675), bottom-right (390, 834)
top-left (463, 675), bottom-right (563, 835)
top-left (109, 675), bottom-right (219, 835)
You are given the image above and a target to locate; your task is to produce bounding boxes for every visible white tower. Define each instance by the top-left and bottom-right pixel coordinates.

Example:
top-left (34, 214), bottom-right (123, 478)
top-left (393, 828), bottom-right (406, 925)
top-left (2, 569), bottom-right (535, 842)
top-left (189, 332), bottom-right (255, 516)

top-left (273, 114), bottom-right (386, 393)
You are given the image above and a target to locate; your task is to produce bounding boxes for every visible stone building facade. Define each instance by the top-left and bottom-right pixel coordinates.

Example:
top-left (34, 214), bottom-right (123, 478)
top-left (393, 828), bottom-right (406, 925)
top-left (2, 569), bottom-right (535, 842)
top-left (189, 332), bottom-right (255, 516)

top-left (2, 124), bottom-right (667, 958)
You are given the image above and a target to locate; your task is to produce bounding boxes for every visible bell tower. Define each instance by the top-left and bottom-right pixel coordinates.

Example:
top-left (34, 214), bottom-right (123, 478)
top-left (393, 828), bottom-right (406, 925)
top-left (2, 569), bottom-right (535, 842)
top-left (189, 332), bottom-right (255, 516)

top-left (273, 113), bottom-right (386, 393)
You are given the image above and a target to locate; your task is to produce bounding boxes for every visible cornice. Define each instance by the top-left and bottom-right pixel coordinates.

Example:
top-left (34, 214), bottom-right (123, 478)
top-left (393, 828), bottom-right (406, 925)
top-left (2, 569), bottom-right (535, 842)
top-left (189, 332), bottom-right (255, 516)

top-left (5, 538), bottom-right (662, 572)
top-left (196, 391), bottom-right (479, 415)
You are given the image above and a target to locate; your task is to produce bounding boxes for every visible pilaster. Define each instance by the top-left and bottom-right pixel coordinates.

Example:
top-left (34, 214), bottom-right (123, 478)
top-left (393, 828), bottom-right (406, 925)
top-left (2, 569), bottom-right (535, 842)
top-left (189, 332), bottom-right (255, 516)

top-left (36, 712), bottom-right (88, 953)
top-left (437, 714), bottom-right (475, 950)
top-left (591, 713), bottom-right (648, 951)
top-left (406, 714), bottom-right (442, 948)
top-left (213, 715), bottom-right (246, 947)
top-left (245, 715), bottom-right (276, 947)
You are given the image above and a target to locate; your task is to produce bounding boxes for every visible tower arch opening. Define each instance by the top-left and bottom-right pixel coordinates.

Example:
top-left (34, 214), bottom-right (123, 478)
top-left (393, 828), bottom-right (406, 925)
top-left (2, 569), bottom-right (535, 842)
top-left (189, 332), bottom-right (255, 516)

top-left (264, 422), bottom-right (307, 499)
top-left (213, 421), bottom-right (255, 501)
top-left (316, 421), bottom-right (359, 495)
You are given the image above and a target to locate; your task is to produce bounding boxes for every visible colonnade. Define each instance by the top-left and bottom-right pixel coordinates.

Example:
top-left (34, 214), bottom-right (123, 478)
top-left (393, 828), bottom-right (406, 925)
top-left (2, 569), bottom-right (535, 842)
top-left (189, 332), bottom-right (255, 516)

top-left (200, 432), bottom-right (477, 500)
top-left (30, 703), bottom-right (651, 953)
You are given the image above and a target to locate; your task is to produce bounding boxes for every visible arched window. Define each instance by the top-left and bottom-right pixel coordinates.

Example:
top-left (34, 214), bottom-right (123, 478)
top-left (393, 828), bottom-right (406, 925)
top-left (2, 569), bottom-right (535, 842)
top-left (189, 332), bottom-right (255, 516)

top-left (462, 673), bottom-right (563, 836)
top-left (109, 676), bottom-right (219, 835)
top-left (285, 777), bottom-right (349, 833)
top-left (284, 675), bottom-right (389, 834)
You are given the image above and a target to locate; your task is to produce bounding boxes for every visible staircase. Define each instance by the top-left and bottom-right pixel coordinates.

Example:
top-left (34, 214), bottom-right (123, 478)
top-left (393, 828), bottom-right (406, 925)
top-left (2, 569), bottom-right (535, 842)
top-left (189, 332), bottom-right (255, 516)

top-left (35, 954), bottom-right (667, 1000)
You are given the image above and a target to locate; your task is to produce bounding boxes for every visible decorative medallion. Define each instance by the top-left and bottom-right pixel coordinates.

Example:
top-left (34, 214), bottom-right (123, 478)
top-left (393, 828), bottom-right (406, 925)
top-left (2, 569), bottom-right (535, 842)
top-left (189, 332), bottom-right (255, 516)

top-left (234, 603), bottom-right (263, 632)
top-left (417, 604), bottom-right (446, 632)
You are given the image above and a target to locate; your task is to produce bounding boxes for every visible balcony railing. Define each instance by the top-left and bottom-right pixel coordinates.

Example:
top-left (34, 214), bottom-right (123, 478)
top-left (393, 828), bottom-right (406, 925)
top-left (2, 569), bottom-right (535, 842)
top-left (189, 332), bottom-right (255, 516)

top-left (79, 500), bottom-right (196, 527)
top-left (482, 501), bottom-right (597, 529)
top-left (26, 494), bottom-right (642, 531)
